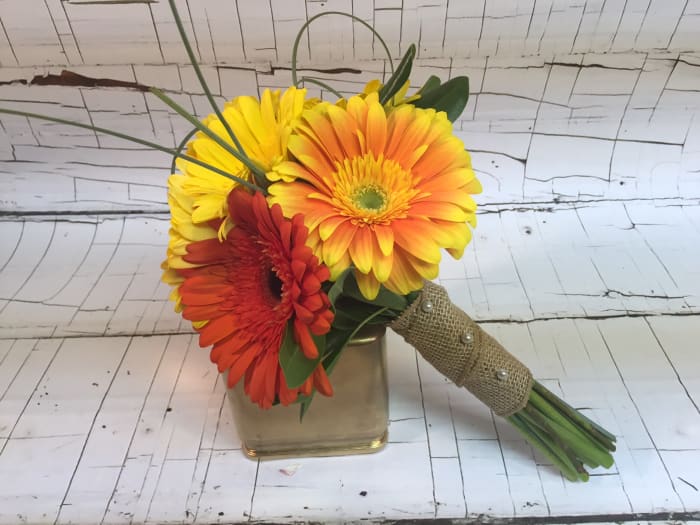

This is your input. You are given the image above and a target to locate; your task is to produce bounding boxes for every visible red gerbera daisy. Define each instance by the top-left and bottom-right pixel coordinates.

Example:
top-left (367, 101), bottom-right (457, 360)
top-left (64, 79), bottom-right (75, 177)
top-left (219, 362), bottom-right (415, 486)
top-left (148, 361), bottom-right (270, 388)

top-left (176, 189), bottom-right (334, 409)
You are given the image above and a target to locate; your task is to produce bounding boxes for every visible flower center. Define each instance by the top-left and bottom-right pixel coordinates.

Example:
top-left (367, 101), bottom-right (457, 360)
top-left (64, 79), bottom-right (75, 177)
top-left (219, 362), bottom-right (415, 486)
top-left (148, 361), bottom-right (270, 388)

top-left (267, 269), bottom-right (283, 299)
top-left (353, 185), bottom-right (387, 211)
top-left (332, 153), bottom-right (419, 225)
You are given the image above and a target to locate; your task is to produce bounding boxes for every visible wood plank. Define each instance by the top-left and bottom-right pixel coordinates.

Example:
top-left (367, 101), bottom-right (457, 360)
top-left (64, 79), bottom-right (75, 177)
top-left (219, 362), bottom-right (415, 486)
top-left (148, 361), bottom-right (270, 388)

top-left (0, 222), bottom-right (55, 301)
top-left (597, 317), bottom-right (700, 451)
top-left (432, 456), bottom-right (466, 518)
top-left (252, 442), bottom-right (434, 520)
top-left (612, 437), bottom-right (684, 513)
top-left (145, 458), bottom-right (197, 523)
top-left (12, 222), bottom-right (94, 303)
top-left (0, 339), bottom-right (59, 439)
top-left (10, 336), bottom-right (128, 438)
top-left (0, 434), bottom-right (85, 524)
top-left (162, 336), bottom-right (219, 461)
top-left (55, 465), bottom-right (120, 525)
top-left (500, 440), bottom-right (548, 517)
top-left (458, 439), bottom-right (513, 517)
top-left (194, 450), bottom-right (257, 523)
top-left (68, 336), bottom-right (168, 468)
top-left (0, 339), bottom-right (33, 400)
top-left (125, 334), bottom-right (191, 458)
top-left (102, 455), bottom-right (150, 524)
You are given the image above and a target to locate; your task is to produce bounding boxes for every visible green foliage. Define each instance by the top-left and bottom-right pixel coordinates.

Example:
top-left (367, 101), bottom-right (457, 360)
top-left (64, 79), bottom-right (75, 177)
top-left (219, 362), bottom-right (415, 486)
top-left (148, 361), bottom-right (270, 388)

top-left (413, 76), bottom-right (470, 122)
top-left (419, 75), bottom-right (441, 94)
top-left (279, 322), bottom-right (324, 389)
top-left (379, 44), bottom-right (417, 104)
top-left (298, 305), bottom-right (389, 420)
top-left (342, 277), bottom-right (408, 311)
top-left (327, 268), bottom-right (354, 308)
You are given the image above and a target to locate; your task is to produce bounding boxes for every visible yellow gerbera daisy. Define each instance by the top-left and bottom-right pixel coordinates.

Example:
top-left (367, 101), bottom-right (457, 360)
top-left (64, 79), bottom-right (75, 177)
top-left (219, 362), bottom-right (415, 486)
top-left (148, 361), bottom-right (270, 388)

top-left (161, 175), bottom-right (219, 315)
top-left (268, 92), bottom-right (482, 299)
top-left (176, 86), bottom-right (309, 226)
top-left (163, 87), bottom-right (312, 314)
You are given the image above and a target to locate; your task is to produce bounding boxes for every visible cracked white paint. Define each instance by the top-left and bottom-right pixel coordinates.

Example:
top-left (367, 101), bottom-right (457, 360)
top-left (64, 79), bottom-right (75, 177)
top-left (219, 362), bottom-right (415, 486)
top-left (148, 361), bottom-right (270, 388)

top-left (0, 1), bottom-right (699, 524)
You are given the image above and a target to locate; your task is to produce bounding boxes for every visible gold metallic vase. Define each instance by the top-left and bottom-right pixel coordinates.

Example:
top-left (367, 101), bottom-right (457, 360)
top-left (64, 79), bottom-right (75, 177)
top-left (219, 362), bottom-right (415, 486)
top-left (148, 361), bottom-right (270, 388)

top-left (227, 326), bottom-right (389, 458)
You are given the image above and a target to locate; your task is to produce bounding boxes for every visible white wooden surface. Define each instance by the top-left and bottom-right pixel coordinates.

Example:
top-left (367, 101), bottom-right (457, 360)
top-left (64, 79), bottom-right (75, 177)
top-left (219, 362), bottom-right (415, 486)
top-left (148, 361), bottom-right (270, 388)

top-left (0, 316), bottom-right (699, 523)
top-left (2, 54), bottom-right (699, 213)
top-left (1, 1), bottom-right (700, 523)
top-left (0, 0), bottom-right (697, 66)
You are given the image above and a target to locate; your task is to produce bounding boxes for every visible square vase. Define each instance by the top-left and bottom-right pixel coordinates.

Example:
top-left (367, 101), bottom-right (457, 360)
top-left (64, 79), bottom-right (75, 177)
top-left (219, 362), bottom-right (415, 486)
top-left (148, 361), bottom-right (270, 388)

top-left (227, 326), bottom-right (389, 458)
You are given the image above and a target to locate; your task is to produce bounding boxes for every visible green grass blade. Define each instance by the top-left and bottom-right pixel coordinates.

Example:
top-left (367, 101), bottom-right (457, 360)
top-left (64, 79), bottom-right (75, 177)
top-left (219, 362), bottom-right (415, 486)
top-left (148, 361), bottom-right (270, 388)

top-left (0, 107), bottom-right (259, 191)
top-left (171, 127), bottom-right (197, 174)
top-left (297, 77), bottom-right (344, 99)
top-left (149, 87), bottom-right (266, 189)
top-left (166, 0), bottom-right (247, 159)
top-left (291, 11), bottom-right (394, 87)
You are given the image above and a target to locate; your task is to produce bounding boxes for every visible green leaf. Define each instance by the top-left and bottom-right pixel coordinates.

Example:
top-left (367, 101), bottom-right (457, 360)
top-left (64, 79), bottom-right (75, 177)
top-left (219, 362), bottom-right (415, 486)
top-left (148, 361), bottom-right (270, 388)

top-left (331, 301), bottom-right (379, 329)
top-left (298, 393), bottom-right (314, 421)
top-left (379, 44), bottom-right (416, 105)
top-left (418, 75), bottom-right (441, 95)
top-left (343, 276), bottom-right (407, 312)
top-left (323, 306), bottom-right (389, 375)
top-left (298, 305), bottom-right (389, 421)
top-left (327, 268), bottom-right (354, 308)
top-left (413, 76), bottom-right (470, 122)
top-left (279, 322), bottom-right (322, 389)
top-left (296, 327), bottom-right (351, 421)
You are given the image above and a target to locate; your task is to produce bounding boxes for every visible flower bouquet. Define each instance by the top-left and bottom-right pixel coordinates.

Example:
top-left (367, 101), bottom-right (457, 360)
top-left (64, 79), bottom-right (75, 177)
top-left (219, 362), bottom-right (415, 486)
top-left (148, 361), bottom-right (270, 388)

top-left (0, 2), bottom-right (615, 482)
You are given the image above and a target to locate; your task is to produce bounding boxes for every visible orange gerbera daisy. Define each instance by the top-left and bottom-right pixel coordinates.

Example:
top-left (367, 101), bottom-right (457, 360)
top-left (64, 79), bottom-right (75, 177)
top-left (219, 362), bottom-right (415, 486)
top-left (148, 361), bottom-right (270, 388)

top-left (268, 92), bottom-right (482, 299)
top-left (176, 189), bottom-right (334, 409)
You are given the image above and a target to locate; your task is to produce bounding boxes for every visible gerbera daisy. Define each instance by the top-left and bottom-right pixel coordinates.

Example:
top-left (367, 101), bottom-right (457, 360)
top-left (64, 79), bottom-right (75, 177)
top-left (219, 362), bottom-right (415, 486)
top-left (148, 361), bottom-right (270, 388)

top-left (268, 92), bottom-right (482, 299)
top-left (160, 175), bottom-right (219, 314)
top-left (176, 86), bottom-right (309, 228)
top-left (174, 189), bottom-right (334, 409)
top-left (162, 87), bottom-right (312, 308)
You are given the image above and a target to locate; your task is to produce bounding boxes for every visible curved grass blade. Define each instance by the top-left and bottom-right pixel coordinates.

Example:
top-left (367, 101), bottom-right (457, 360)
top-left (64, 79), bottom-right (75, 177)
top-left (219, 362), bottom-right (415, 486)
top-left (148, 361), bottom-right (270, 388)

top-left (298, 77), bottom-right (344, 100)
top-left (291, 11), bottom-right (394, 87)
top-left (171, 127), bottom-right (197, 174)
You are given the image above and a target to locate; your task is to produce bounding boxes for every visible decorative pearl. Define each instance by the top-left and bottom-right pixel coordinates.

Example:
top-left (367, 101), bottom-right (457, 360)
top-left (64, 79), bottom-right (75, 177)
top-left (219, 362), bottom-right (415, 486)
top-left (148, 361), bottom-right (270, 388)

top-left (495, 369), bottom-right (509, 381)
top-left (460, 332), bottom-right (473, 344)
top-left (421, 300), bottom-right (433, 313)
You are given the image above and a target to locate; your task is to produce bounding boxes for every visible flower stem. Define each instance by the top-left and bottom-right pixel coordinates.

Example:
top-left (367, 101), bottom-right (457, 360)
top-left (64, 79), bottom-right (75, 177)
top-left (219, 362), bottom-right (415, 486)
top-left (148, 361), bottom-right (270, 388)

top-left (528, 390), bottom-right (613, 468)
top-left (532, 380), bottom-right (616, 446)
top-left (508, 380), bottom-right (616, 481)
top-left (509, 413), bottom-right (584, 482)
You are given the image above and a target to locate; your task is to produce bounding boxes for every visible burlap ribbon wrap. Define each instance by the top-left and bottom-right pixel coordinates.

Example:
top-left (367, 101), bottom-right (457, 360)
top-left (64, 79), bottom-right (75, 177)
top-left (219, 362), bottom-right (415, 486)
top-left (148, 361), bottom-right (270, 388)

top-left (391, 281), bottom-right (533, 417)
